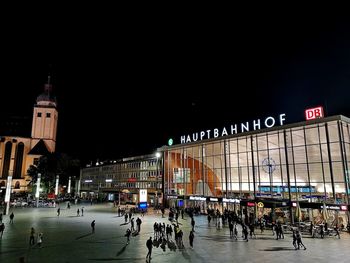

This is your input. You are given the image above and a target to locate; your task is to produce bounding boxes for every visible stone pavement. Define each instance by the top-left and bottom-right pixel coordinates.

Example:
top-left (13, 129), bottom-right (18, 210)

top-left (0, 203), bottom-right (349, 263)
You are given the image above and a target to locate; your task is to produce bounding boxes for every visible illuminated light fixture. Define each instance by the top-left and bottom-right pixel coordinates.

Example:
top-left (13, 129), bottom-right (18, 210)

top-left (85, 180), bottom-right (92, 183)
top-left (155, 152), bottom-right (161, 158)
top-left (105, 179), bottom-right (112, 182)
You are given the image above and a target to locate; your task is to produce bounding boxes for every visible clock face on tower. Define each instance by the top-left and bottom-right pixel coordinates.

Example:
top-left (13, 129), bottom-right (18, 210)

top-left (262, 158), bottom-right (276, 174)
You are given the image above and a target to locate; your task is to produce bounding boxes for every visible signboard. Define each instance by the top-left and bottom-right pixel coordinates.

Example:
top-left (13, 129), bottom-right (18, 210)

top-left (305, 106), bottom-right (324, 120)
top-left (189, 196), bottom-right (206, 201)
top-left (257, 202), bottom-right (264, 208)
top-left (209, 197), bottom-right (219, 202)
top-left (180, 113), bottom-right (286, 144)
top-left (139, 189), bottom-right (147, 203)
top-left (223, 198), bottom-right (240, 203)
top-left (139, 202), bottom-right (147, 209)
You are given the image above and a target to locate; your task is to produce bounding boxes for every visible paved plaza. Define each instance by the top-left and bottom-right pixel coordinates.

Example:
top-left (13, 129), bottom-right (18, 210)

top-left (0, 203), bottom-right (349, 263)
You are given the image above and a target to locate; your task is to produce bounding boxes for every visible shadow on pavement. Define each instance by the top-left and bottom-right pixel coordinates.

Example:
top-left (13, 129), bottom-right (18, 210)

top-left (261, 247), bottom-right (297, 251)
top-left (116, 244), bottom-right (128, 256)
top-left (76, 232), bottom-right (94, 240)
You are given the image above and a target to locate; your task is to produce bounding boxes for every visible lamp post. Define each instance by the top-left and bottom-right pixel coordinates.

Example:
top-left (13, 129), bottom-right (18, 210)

top-left (4, 172), bottom-right (13, 215)
top-left (36, 173), bottom-right (41, 208)
top-left (155, 152), bottom-right (161, 209)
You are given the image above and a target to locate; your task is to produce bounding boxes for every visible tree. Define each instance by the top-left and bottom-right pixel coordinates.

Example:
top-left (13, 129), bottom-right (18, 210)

top-left (27, 153), bottom-right (80, 194)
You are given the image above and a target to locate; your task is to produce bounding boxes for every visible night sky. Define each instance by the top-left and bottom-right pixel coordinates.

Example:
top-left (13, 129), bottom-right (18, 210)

top-left (1, 11), bottom-right (350, 164)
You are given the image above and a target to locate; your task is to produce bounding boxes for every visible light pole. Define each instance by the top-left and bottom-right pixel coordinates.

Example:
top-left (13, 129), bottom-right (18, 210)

top-left (36, 173), bottom-right (41, 208)
top-left (4, 172), bottom-right (13, 215)
top-left (155, 152), bottom-right (161, 209)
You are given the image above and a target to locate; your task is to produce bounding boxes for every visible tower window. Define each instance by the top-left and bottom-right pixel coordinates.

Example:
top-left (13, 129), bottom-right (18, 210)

top-left (37, 112), bottom-right (42, 117)
top-left (46, 113), bottom-right (51, 118)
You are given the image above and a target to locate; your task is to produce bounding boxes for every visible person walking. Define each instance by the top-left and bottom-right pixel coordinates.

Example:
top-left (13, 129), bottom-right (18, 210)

top-left (296, 230), bottom-right (306, 250)
top-left (9, 212), bottom-right (14, 224)
top-left (146, 236), bottom-right (153, 260)
top-left (37, 233), bottom-right (43, 248)
top-left (189, 230), bottom-right (194, 248)
top-left (77, 208), bottom-right (80, 216)
top-left (91, 220), bottom-right (95, 233)
top-left (0, 212), bottom-right (3, 223)
top-left (125, 228), bottom-right (131, 244)
top-left (191, 217), bottom-right (195, 232)
top-left (81, 207), bottom-right (84, 216)
top-left (29, 227), bottom-right (35, 246)
top-left (57, 207), bottom-right (60, 217)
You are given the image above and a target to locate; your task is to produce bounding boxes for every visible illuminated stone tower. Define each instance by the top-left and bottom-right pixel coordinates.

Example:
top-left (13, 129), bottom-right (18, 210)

top-left (31, 76), bottom-right (58, 152)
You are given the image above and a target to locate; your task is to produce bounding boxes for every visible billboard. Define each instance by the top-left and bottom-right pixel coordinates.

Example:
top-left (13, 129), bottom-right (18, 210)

top-left (139, 189), bottom-right (147, 203)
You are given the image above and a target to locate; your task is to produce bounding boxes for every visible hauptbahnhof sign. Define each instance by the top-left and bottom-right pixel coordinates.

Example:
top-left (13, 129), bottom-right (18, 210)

top-left (180, 113), bottom-right (286, 144)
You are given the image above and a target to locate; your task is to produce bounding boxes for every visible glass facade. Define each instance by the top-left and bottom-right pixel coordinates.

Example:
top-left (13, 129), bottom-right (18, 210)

top-left (163, 116), bottom-right (350, 224)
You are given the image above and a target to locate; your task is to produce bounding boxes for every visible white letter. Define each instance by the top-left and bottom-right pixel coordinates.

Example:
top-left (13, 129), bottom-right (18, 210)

top-left (200, 131), bottom-right (205, 140)
top-left (253, 119), bottom-right (261, 130)
top-left (279, 113), bottom-right (286, 125)
top-left (186, 135), bottom-right (191, 143)
top-left (241, 122), bottom-right (249, 132)
top-left (221, 127), bottom-right (228, 136)
top-left (192, 133), bottom-right (198, 142)
top-left (206, 130), bottom-right (211, 139)
top-left (181, 136), bottom-right (186, 144)
top-left (231, 124), bottom-right (237, 134)
top-left (265, 116), bottom-right (275, 128)
top-left (214, 128), bottom-right (219, 138)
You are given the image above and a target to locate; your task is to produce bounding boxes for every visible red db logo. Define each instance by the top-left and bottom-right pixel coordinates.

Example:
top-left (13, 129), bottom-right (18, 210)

top-left (305, 106), bottom-right (324, 120)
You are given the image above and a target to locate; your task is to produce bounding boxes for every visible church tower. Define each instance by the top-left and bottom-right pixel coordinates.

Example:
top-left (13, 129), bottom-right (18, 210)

top-left (31, 76), bottom-right (58, 152)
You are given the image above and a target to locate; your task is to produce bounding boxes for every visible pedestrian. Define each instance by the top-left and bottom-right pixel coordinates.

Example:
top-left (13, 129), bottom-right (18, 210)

top-left (124, 213), bottom-right (128, 223)
top-left (296, 230), bottom-right (306, 250)
top-left (189, 230), bottom-right (194, 248)
top-left (191, 217), bottom-right (195, 232)
top-left (136, 217), bottom-right (142, 232)
top-left (91, 220), bottom-right (95, 233)
top-left (146, 236), bottom-right (153, 260)
top-left (37, 232), bottom-right (43, 248)
top-left (9, 212), bottom-right (14, 224)
top-left (81, 207), bottom-right (84, 216)
top-left (0, 212), bottom-right (3, 223)
top-left (77, 208), bottom-right (80, 216)
top-left (0, 223), bottom-right (5, 238)
top-left (57, 207), bottom-right (60, 217)
top-left (29, 227), bottom-right (35, 246)
top-left (125, 228), bottom-right (131, 244)
top-left (131, 218), bottom-right (135, 232)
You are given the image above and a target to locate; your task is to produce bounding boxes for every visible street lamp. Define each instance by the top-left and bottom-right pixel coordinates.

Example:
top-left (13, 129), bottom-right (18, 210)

top-left (155, 152), bottom-right (161, 209)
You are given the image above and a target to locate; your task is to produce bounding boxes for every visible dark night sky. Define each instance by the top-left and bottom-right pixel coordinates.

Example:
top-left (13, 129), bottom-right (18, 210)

top-left (1, 10), bottom-right (350, 164)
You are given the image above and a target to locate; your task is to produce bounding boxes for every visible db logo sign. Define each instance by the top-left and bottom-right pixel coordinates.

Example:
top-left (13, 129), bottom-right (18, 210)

top-left (305, 106), bottom-right (324, 120)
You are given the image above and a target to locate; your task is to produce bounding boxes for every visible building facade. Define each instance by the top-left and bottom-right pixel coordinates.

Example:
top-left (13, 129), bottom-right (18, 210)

top-left (0, 79), bottom-right (58, 193)
top-left (79, 153), bottom-right (163, 206)
top-left (161, 114), bottom-right (350, 226)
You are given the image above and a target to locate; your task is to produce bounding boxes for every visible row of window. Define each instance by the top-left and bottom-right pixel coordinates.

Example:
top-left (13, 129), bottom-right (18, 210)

top-left (37, 112), bottom-right (51, 118)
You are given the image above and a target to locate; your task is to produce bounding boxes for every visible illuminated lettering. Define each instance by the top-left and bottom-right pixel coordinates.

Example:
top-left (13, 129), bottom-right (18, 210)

top-left (253, 119), bottom-right (261, 130)
top-left (214, 128), bottom-right (219, 138)
top-left (264, 116), bottom-right (275, 128)
top-left (231, 124), bottom-right (237, 134)
top-left (241, 122), bottom-right (249, 132)
top-left (221, 127), bottom-right (228, 136)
